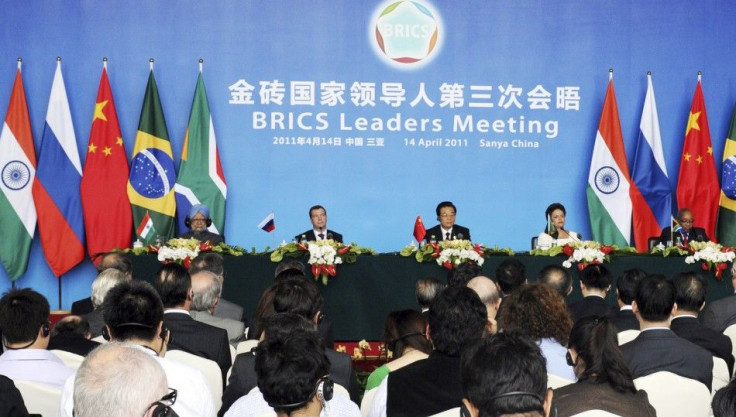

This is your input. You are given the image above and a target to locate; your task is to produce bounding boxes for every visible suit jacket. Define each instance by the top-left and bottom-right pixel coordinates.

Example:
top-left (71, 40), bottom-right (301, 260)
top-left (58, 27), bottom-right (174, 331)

top-left (670, 315), bottom-right (734, 375)
top-left (179, 229), bottom-right (225, 245)
top-left (163, 311), bottom-right (232, 380)
top-left (386, 351), bottom-right (461, 417)
top-left (70, 297), bottom-right (94, 316)
top-left (658, 226), bottom-right (709, 246)
top-left (190, 310), bottom-right (245, 344)
top-left (214, 298), bottom-right (245, 322)
top-left (568, 296), bottom-right (617, 323)
top-left (83, 309), bottom-right (105, 338)
top-left (611, 308), bottom-right (639, 332)
top-left (621, 328), bottom-right (713, 390)
top-left (219, 347), bottom-right (359, 416)
top-left (295, 229), bottom-right (343, 243)
top-left (47, 333), bottom-right (100, 357)
top-left (0, 375), bottom-right (28, 417)
top-left (424, 224), bottom-right (471, 242)
top-left (554, 379), bottom-right (656, 417)
top-left (703, 294), bottom-right (736, 333)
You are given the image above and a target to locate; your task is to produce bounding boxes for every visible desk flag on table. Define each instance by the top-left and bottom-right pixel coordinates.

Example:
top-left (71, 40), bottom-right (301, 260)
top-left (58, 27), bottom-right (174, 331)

top-left (32, 60), bottom-right (85, 277)
top-left (716, 103), bottom-right (736, 245)
top-left (413, 215), bottom-right (426, 243)
top-left (631, 74), bottom-right (671, 251)
top-left (127, 69), bottom-right (176, 244)
top-left (174, 71), bottom-right (227, 235)
top-left (586, 74), bottom-right (635, 247)
top-left (81, 64), bottom-right (132, 262)
top-left (258, 212), bottom-right (275, 232)
top-left (0, 64), bottom-right (36, 280)
top-left (676, 77), bottom-right (719, 241)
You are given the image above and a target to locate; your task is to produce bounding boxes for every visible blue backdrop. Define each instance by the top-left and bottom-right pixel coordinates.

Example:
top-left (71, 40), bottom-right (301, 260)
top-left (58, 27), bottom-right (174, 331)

top-left (1, 1), bottom-right (736, 308)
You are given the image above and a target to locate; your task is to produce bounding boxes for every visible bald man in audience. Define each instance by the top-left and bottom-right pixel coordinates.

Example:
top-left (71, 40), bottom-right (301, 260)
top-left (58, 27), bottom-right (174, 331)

top-left (190, 270), bottom-right (246, 344)
top-left (538, 264), bottom-right (573, 298)
top-left (47, 315), bottom-right (99, 357)
top-left (467, 276), bottom-right (501, 334)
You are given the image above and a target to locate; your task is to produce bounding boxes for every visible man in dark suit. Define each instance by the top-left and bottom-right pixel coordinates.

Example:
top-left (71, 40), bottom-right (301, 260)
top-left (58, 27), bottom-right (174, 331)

top-left (621, 274), bottom-right (713, 390)
top-left (568, 264), bottom-right (617, 323)
top-left (47, 315), bottom-right (99, 357)
top-left (179, 203), bottom-right (225, 245)
top-left (670, 272), bottom-right (734, 375)
top-left (295, 204), bottom-right (343, 243)
top-left (657, 208), bottom-right (709, 246)
top-left (611, 268), bottom-right (646, 332)
top-left (71, 252), bottom-right (133, 315)
top-left (189, 252), bottom-right (245, 322)
top-left (703, 264), bottom-right (736, 332)
top-left (370, 286), bottom-right (487, 417)
top-left (424, 201), bottom-right (471, 242)
top-left (153, 263), bottom-right (231, 381)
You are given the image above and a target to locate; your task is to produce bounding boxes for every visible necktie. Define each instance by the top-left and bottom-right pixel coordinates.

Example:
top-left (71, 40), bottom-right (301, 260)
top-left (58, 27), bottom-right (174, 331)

top-left (318, 233), bottom-right (325, 240)
top-left (683, 231), bottom-right (688, 246)
top-left (445, 232), bottom-right (450, 240)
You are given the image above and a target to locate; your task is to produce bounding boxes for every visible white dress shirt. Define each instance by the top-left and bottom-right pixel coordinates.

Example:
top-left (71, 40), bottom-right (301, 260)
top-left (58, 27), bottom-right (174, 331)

top-left (0, 349), bottom-right (74, 389)
top-left (225, 387), bottom-right (360, 417)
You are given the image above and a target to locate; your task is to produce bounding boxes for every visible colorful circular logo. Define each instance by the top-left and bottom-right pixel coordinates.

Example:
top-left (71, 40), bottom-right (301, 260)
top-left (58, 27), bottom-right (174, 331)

top-left (372, 1), bottom-right (442, 69)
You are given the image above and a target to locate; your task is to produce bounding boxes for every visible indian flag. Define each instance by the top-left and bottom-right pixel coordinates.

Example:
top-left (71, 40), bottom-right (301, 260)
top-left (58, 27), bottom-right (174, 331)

top-left (586, 74), bottom-right (633, 247)
top-left (0, 64), bottom-right (36, 280)
top-left (136, 211), bottom-right (155, 240)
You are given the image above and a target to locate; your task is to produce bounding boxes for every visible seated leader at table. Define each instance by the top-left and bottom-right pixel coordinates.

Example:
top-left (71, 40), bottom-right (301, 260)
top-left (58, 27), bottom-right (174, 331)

top-left (295, 205), bottom-right (343, 243)
top-left (657, 208), bottom-right (709, 246)
top-left (425, 201), bottom-right (471, 242)
top-left (179, 204), bottom-right (225, 245)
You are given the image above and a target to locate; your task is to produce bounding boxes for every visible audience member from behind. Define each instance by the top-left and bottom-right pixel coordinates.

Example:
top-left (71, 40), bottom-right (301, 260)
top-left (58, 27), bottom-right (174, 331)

top-left (73, 343), bottom-right (170, 417)
top-left (461, 332), bottom-right (553, 417)
top-left (71, 252), bottom-right (132, 315)
top-left (712, 378), bottom-right (736, 417)
top-left (447, 262), bottom-right (482, 286)
top-left (538, 264), bottom-right (573, 298)
top-left (496, 258), bottom-right (527, 297)
top-left (84, 268), bottom-right (129, 337)
top-left (225, 329), bottom-right (360, 417)
top-left (415, 277), bottom-right (444, 315)
top-left (554, 316), bottom-right (656, 416)
top-left (365, 309), bottom-right (432, 390)
top-left (499, 283), bottom-right (575, 380)
top-left (369, 285), bottom-right (487, 417)
top-left (47, 315), bottom-right (99, 356)
top-left (467, 275), bottom-right (502, 334)
top-left (671, 271), bottom-right (734, 375)
top-left (154, 263), bottom-right (231, 380)
top-left (567, 264), bottom-right (617, 323)
top-left (621, 274), bottom-right (713, 390)
top-left (0, 288), bottom-right (73, 388)
top-left (611, 268), bottom-right (646, 332)
top-left (189, 251), bottom-right (244, 322)
top-left (703, 262), bottom-right (736, 332)
top-left (0, 374), bottom-right (28, 416)
top-left (274, 258), bottom-right (306, 277)
top-left (190, 270), bottom-right (245, 344)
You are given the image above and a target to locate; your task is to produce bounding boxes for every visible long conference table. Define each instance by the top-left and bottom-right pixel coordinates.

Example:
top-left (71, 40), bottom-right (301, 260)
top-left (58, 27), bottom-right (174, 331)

top-left (130, 253), bottom-right (735, 341)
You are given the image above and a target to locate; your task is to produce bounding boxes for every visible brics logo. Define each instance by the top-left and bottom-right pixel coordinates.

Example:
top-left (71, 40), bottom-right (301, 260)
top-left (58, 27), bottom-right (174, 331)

top-left (372, 1), bottom-right (442, 69)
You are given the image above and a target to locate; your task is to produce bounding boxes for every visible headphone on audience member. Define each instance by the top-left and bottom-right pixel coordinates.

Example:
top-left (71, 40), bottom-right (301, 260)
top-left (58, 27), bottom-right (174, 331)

top-left (387, 331), bottom-right (425, 352)
top-left (268, 375), bottom-right (334, 410)
top-left (102, 322), bottom-right (169, 343)
top-left (3, 321), bottom-right (50, 350)
top-left (184, 216), bottom-right (212, 228)
top-left (41, 321), bottom-right (50, 338)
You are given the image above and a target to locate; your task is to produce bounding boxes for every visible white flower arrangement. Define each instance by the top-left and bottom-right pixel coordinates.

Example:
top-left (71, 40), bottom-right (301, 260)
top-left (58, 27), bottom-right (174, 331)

top-left (684, 241), bottom-right (735, 279)
top-left (157, 245), bottom-right (200, 263)
top-left (307, 240), bottom-right (344, 266)
top-left (560, 241), bottom-right (614, 271)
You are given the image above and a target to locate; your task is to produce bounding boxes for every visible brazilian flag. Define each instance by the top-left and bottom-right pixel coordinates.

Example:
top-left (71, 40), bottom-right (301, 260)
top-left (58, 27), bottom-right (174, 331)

top-left (717, 104), bottom-right (736, 246)
top-left (127, 70), bottom-right (176, 244)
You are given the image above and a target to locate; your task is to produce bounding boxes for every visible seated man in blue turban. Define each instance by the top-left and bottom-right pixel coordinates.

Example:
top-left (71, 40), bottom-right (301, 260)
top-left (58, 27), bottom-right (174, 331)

top-left (180, 204), bottom-right (225, 245)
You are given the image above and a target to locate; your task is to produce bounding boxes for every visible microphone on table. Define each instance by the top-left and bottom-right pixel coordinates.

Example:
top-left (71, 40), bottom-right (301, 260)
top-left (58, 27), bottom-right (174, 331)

top-left (326, 232), bottom-right (334, 240)
top-left (456, 233), bottom-right (464, 240)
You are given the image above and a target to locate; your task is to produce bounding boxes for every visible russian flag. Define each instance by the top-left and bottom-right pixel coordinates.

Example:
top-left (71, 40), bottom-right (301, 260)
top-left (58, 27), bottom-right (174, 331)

top-left (32, 60), bottom-right (85, 277)
top-left (258, 212), bottom-right (275, 232)
top-left (631, 73), bottom-right (671, 251)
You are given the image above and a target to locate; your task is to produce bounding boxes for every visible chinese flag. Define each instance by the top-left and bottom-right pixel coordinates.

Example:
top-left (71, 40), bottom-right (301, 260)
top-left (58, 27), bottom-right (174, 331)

top-left (80, 65), bottom-right (132, 263)
top-left (676, 79), bottom-right (720, 241)
top-left (413, 215), bottom-right (426, 243)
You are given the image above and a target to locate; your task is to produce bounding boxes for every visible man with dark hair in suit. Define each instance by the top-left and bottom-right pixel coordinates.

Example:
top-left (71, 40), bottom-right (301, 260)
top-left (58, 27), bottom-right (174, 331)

top-left (621, 274), bottom-right (713, 390)
top-left (670, 271), bottom-right (734, 375)
top-left (611, 268), bottom-right (646, 332)
top-left (47, 315), bottom-right (99, 357)
top-left (71, 252), bottom-right (133, 316)
top-left (447, 262), bottom-right (482, 286)
top-left (568, 264), bottom-right (617, 323)
top-left (294, 205), bottom-right (343, 243)
top-left (369, 285), bottom-right (487, 417)
top-left (657, 208), bottom-right (709, 246)
top-left (495, 259), bottom-right (527, 297)
top-left (538, 264), bottom-right (573, 298)
top-left (703, 263), bottom-right (736, 332)
top-left (189, 251), bottom-right (244, 322)
top-left (153, 263), bottom-right (231, 381)
top-left (424, 201), bottom-right (471, 242)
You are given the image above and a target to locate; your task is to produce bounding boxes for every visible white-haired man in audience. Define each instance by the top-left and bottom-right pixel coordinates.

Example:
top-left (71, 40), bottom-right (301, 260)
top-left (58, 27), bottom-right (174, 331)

top-left (84, 268), bottom-right (130, 338)
top-left (73, 342), bottom-right (171, 417)
top-left (71, 252), bottom-right (133, 316)
top-left (467, 275), bottom-right (501, 334)
top-left (189, 252), bottom-right (244, 322)
top-left (190, 270), bottom-right (245, 344)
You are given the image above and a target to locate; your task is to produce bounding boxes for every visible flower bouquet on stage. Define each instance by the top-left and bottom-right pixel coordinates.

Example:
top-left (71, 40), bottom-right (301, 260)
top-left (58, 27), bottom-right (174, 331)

top-left (402, 239), bottom-right (485, 270)
top-left (270, 240), bottom-right (375, 285)
top-left (125, 237), bottom-right (244, 268)
top-left (684, 241), bottom-right (735, 280)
